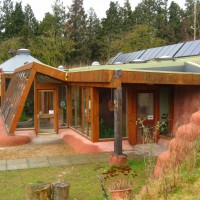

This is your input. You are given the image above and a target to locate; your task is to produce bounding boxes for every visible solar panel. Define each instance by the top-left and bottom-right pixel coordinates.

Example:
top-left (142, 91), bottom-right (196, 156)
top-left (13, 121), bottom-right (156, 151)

top-left (181, 40), bottom-right (200, 56)
top-left (126, 50), bottom-right (146, 62)
top-left (139, 47), bottom-right (165, 60)
top-left (114, 53), bottom-right (126, 63)
top-left (174, 41), bottom-right (194, 57)
top-left (190, 42), bottom-right (200, 55)
top-left (155, 43), bottom-right (184, 58)
top-left (110, 39), bottom-right (200, 65)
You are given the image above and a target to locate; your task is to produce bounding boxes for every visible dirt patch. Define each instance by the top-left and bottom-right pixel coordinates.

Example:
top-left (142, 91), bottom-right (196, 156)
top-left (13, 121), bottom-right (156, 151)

top-left (0, 135), bottom-right (76, 160)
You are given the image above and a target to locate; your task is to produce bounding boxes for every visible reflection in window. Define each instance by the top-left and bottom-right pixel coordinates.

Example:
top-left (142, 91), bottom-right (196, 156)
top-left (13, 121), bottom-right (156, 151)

top-left (71, 86), bottom-right (82, 132)
top-left (159, 87), bottom-right (172, 137)
top-left (17, 84), bottom-right (34, 129)
top-left (59, 85), bottom-right (67, 127)
top-left (99, 88), bottom-right (127, 139)
top-left (1, 70), bottom-right (31, 132)
top-left (99, 88), bottom-right (114, 139)
top-left (83, 87), bottom-right (91, 138)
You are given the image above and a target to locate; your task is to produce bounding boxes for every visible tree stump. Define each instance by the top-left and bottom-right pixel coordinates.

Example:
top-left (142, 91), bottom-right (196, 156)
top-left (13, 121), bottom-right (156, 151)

top-left (52, 182), bottom-right (70, 200)
top-left (25, 183), bottom-right (51, 200)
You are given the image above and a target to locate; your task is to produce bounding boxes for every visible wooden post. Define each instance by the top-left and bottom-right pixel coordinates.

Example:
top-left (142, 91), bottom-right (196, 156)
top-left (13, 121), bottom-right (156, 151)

top-left (25, 183), bottom-right (51, 200)
top-left (109, 70), bottom-right (127, 166)
top-left (114, 87), bottom-right (123, 155)
top-left (52, 182), bottom-right (70, 200)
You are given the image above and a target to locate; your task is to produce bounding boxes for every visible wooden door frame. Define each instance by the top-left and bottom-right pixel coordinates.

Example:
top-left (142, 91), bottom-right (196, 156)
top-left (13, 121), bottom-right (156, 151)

top-left (34, 82), bottom-right (59, 135)
top-left (127, 85), bottom-right (159, 145)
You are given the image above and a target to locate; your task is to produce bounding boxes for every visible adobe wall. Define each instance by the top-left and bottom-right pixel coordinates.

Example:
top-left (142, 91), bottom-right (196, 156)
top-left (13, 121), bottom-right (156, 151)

top-left (173, 85), bottom-right (200, 132)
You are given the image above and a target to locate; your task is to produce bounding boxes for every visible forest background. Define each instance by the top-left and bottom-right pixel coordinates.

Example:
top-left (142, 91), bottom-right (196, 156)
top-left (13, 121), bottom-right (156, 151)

top-left (0, 0), bottom-right (199, 67)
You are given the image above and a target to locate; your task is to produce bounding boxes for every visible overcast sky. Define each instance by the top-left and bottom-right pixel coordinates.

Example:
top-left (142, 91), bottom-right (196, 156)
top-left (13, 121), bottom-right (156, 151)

top-left (15, 0), bottom-right (186, 21)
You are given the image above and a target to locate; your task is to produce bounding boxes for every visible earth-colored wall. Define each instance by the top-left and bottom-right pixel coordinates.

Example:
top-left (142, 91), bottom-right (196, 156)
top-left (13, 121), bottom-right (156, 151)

top-left (173, 85), bottom-right (200, 132)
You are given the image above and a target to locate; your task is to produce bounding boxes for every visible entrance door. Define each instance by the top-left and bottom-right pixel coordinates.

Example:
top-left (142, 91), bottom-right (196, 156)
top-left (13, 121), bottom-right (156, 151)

top-left (136, 92), bottom-right (155, 143)
top-left (38, 90), bottom-right (56, 134)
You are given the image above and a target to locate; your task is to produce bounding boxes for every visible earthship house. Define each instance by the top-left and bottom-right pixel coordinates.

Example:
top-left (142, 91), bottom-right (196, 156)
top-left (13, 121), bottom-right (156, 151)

top-left (1, 40), bottom-right (200, 152)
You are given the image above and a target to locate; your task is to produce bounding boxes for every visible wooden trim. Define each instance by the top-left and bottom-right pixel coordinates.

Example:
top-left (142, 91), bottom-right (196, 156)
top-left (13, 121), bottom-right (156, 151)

top-left (91, 87), bottom-right (99, 142)
top-left (10, 69), bottom-right (36, 133)
top-left (67, 70), bottom-right (113, 83)
top-left (34, 80), bottom-right (38, 134)
top-left (54, 86), bottom-right (59, 133)
top-left (169, 86), bottom-right (174, 133)
top-left (67, 86), bottom-right (72, 126)
top-left (1, 73), bottom-right (13, 106)
top-left (127, 87), bottom-right (136, 145)
top-left (122, 71), bottom-right (200, 85)
top-left (14, 62), bottom-right (33, 73)
top-left (66, 81), bottom-right (121, 88)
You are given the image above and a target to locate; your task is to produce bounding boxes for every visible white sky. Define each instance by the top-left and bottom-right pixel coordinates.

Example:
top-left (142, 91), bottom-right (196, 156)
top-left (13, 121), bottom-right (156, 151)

top-left (15, 0), bottom-right (186, 21)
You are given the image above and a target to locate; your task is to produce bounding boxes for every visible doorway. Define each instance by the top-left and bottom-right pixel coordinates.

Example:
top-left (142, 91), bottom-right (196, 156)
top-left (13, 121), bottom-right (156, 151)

top-left (37, 90), bottom-right (56, 134)
top-left (136, 92), bottom-right (155, 143)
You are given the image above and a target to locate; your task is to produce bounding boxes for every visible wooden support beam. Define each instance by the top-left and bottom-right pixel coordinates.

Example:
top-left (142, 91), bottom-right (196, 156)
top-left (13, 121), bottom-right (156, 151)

top-left (114, 87), bottom-right (123, 155)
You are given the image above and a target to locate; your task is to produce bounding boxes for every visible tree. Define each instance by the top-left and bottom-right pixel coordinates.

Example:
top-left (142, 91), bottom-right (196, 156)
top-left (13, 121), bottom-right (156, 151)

top-left (52, 0), bottom-right (66, 37)
top-left (4, 2), bottom-right (25, 38)
top-left (133, 0), bottom-right (158, 26)
top-left (184, 0), bottom-right (200, 39)
top-left (121, 25), bottom-right (166, 52)
top-left (121, 0), bottom-right (134, 32)
top-left (85, 7), bottom-right (101, 63)
top-left (21, 4), bottom-right (39, 47)
top-left (100, 1), bottom-right (123, 60)
top-left (168, 1), bottom-right (184, 43)
top-left (66, 0), bottom-right (88, 65)
top-left (0, 0), bottom-right (13, 39)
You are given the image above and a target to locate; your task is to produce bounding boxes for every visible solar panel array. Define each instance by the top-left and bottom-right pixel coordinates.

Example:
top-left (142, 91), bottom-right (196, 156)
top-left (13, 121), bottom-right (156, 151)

top-left (111, 40), bottom-right (200, 64)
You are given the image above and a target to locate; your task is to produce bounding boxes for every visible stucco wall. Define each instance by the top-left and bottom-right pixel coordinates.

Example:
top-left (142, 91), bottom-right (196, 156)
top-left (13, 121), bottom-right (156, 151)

top-left (173, 85), bottom-right (200, 132)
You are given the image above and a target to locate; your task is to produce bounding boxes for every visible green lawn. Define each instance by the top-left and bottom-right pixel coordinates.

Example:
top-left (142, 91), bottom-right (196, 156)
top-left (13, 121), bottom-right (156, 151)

top-left (0, 158), bottom-right (146, 200)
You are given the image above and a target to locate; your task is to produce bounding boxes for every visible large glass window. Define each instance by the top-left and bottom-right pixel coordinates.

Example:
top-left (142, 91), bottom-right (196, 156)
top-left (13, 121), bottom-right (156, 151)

top-left (83, 87), bottom-right (91, 138)
top-left (59, 85), bottom-right (67, 128)
top-left (1, 70), bottom-right (31, 132)
top-left (71, 86), bottom-right (82, 132)
top-left (99, 88), bottom-right (114, 139)
top-left (17, 84), bottom-right (34, 129)
top-left (159, 87), bottom-right (172, 137)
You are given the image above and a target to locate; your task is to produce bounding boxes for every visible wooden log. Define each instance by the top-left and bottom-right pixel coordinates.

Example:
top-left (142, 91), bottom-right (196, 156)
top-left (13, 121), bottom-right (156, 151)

top-left (25, 183), bottom-right (51, 200)
top-left (52, 182), bottom-right (70, 200)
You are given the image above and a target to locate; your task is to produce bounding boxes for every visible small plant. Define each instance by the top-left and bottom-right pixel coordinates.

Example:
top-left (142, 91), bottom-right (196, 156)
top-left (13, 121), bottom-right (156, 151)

top-left (101, 165), bottom-right (137, 191)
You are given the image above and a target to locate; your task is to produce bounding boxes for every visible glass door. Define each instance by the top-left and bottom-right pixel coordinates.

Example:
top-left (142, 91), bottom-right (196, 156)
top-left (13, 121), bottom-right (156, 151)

top-left (83, 87), bottom-right (91, 138)
top-left (136, 92), bottom-right (155, 143)
top-left (38, 90), bottom-right (55, 134)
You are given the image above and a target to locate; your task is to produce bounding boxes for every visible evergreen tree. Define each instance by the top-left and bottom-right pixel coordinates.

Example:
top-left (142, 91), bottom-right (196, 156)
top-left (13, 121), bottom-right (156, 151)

top-left (85, 7), bottom-right (101, 63)
top-left (66, 0), bottom-right (87, 65)
top-left (133, 0), bottom-right (158, 26)
top-left (101, 1), bottom-right (123, 60)
top-left (21, 4), bottom-right (39, 47)
top-left (121, 0), bottom-right (134, 32)
top-left (5, 2), bottom-right (25, 38)
top-left (52, 0), bottom-right (66, 37)
top-left (0, 0), bottom-right (13, 39)
top-left (168, 1), bottom-right (184, 42)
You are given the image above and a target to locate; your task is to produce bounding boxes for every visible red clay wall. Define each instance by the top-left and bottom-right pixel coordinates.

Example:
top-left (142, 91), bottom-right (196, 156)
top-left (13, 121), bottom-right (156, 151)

top-left (173, 85), bottom-right (200, 131)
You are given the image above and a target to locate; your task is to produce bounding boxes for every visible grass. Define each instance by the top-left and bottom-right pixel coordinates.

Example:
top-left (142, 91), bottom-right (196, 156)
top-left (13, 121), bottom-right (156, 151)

top-left (0, 158), bottom-right (146, 200)
top-left (138, 140), bottom-right (200, 200)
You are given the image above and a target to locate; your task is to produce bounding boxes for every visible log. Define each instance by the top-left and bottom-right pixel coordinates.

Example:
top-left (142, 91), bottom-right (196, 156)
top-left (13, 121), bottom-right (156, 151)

top-left (25, 183), bottom-right (51, 200)
top-left (52, 182), bottom-right (70, 200)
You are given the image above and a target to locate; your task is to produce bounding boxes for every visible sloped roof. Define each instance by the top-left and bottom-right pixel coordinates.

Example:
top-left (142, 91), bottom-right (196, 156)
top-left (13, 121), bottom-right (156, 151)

top-left (0, 49), bottom-right (43, 72)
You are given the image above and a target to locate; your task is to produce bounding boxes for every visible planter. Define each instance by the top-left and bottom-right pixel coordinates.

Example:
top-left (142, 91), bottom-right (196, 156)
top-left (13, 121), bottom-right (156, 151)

top-left (109, 188), bottom-right (132, 200)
